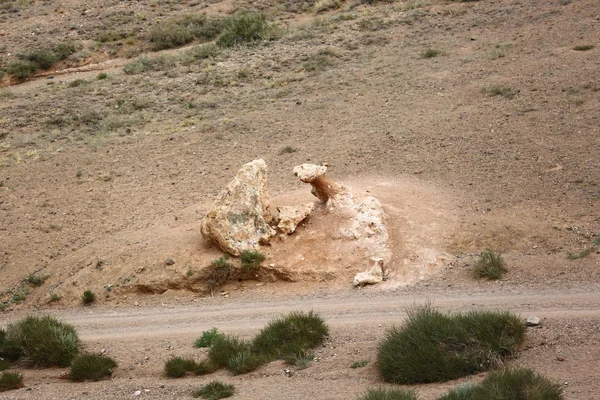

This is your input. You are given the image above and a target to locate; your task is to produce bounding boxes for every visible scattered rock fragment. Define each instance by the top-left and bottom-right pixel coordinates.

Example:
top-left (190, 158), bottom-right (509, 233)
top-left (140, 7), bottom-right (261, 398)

top-left (526, 316), bottom-right (541, 326)
top-left (165, 258), bottom-right (175, 266)
top-left (353, 258), bottom-right (384, 286)
top-left (201, 159), bottom-right (276, 256)
top-left (276, 202), bottom-right (315, 234)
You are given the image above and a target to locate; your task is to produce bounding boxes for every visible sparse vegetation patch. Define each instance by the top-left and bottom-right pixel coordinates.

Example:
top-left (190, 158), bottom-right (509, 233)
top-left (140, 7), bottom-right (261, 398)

top-left (360, 388), bottom-right (418, 400)
top-left (216, 12), bottom-right (270, 48)
top-left (0, 372), bottom-right (23, 392)
top-left (240, 250), bottom-right (265, 276)
top-left (194, 328), bottom-right (226, 348)
top-left (474, 250), bottom-right (507, 280)
top-left (573, 44), bottom-right (594, 51)
top-left (149, 14), bottom-right (224, 50)
top-left (82, 290), bottom-right (96, 305)
top-left (377, 306), bottom-right (525, 383)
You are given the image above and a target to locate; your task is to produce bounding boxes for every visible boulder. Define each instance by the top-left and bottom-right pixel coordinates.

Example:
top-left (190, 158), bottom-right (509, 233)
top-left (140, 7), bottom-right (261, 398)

top-left (353, 258), bottom-right (384, 286)
top-left (200, 159), bottom-right (276, 256)
top-left (277, 203), bottom-right (315, 235)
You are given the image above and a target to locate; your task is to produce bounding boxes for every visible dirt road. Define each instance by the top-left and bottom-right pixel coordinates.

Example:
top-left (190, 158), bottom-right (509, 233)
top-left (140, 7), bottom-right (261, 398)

top-left (3, 284), bottom-right (600, 399)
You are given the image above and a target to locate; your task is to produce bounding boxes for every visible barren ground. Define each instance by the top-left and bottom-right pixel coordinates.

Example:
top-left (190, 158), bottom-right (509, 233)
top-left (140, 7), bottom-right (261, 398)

top-left (0, 0), bottom-right (599, 398)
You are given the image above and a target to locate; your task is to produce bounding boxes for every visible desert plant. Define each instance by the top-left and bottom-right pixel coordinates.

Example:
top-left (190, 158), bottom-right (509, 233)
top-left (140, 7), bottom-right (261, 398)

top-left (473, 368), bottom-right (562, 400)
top-left (23, 49), bottom-right (56, 69)
top-left (194, 380), bottom-right (235, 400)
top-left (280, 146), bottom-right (297, 154)
top-left (26, 272), bottom-right (47, 287)
top-left (4, 60), bottom-right (38, 80)
top-left (422, 48), bottom-right (441, 58)
top-left (4, 315), bottom-right (79, 367)
top-left (216, 12), bottom-right (269, 48)
top-left (208, 336), bottom-right (251, 369)
top-left (82, 290), bottom-right (96, 305)
top-left (96, 72), bottom-right (108, 80)
top-left (48, 293), bottom-right (62, 303)
top-left (313, 0), bottom-right (342, 13)
top-left (181, 43), bottom-right (220, 65)
top-left (226, 349), bottom-right (263, 375)
top-left (360, 388), bottom-right (419, 400)
top-left (0, 359), bottom-right (8, 371)
top-left (573, 44), bottom-right (594, 51)
top-left (474, 250), bottom-right (507, 279)
top-left (351, 360), bottom-right (369, 368)
top-left (240, 250), bottom-right (265, 275)
top-left (567, 248), bottom-right (592, 260)
top-left (252, 311), bottom-right (328, 360)
top-left (149, 14), bottom-right (223, 50)
top-left (205, 256), bottom-right (234, 291)
top-left (194, 328), bottom-right (225, 348)
top-left (377, 306), bottom-right (525, 384)
top-left (164, 356), bottom-right (198, 378)
top-left (437, 383), bottom-right (475, 400)
top-left (0, 372), bottom-right (23, 392)
top-left (283, 348), bottom-right (314, 368)
top-left (69, 354), bottom-right (117, 381)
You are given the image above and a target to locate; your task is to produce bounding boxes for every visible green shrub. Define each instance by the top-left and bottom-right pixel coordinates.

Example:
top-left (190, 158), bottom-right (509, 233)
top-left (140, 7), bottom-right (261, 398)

top-left (149, 14), bottom-right (223, 50)
top-left (487, 86), bottom-right (516, 100)
top-left (4, 60), bottom-right (38, 80)
top-left (377, 306), bottom-right (525, 384)
top-left (282, 348), bottom-right (314, 368)
top-left (360, 388), bottom-right (419, 400)
top-left (226, 349), bottom-right (263, 375)
top-left (194, 328), bottom-right (225, 348)
top-left (472, 368), bottom-right (562, 400)
top-left (208, 336), bottom-right (250, 369)
top-left (252, 311), bottom-right (328, 360)
top-left (216, 12), bottom-right (269, 48)
top-left (5, 316), bottom-right (79, 367)
top-left (52, 42), bottom-right (78, 60)
top-left (0, 372), bottom-right (23, 392)
top-left (82, 290), bottom-right (96, 305)
top-left (240, 250), bottom-right (265, 275)
top-left (123, 55), bottom-right (175, 74)
top-left (205, 256), bottom-right (234, 291)
top-left (23, 49), bottom-right (57, 69)
top-left (96, 72), bottom-right (108, 80)
top-left (474, 250), bottom-right (507, 280)
top-left (439, 369), bottom-right (563, 400)
top-left (164, 356), bottom-right (198, 378)
top-left (194, 380), bottom-right (235, 400)
top-left (69, 354), bottom-right (117, 381)
top-left (0, 359), bottom-right (9, 371)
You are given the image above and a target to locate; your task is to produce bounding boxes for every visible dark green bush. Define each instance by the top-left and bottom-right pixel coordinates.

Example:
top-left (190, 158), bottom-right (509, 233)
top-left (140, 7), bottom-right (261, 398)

top-left (165, 356), bottom-right (198, 378)
top-left (194, 380), bottom-right (235, 400)
top-left (5, 316), bottom-right (79, 367)
top-left (240, 250), bottom-right (265, 276)
top-left (216, 12), bottom-right (269, 48)
top-left (377, 306), bottom-right (525, 384)
top-left (69, 354), bottom-right (117, 381)
top-left (194, 328), bottom-right (225, 348)
top-left (252, 311), bottom-right (328, 360)
top-left (180, 44), bottom-right (220, 65)
top-left (360, 388), bottom-right (419, 400)
top-left (0, 372), bottom-right (23, 392)
top-left (439, 369), bottom-right (563, 400)
top-left (208, 336), bottom-right (251, 369)
top-left (474, 250), bottom-right (507, 280)
top-left (23, 49), bottom-right (56, 69)
top-left (82, 290), bottom-right (96, 305)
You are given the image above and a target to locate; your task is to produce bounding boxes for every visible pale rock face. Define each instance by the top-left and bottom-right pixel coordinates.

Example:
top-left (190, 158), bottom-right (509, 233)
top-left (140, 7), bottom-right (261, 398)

top-left (277, 203), bottom-right (315, 235)
top-left (353, 258), bottom-right (384, 286)
top-left (200, 159), bottom-right (276, 256)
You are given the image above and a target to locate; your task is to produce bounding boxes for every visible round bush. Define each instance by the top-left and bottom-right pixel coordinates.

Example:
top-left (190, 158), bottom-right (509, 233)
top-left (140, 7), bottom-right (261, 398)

top-left (69, 354), bottom-right (117, 381)
top-left (6, 316), bottom-right (79, 367)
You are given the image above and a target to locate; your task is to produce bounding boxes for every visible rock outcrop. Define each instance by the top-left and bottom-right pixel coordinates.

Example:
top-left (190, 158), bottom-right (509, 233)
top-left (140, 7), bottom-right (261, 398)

top-left (293, 164), bottom-right (391, 286)
top-left (293, 164), bottom-right (352, 207)
top-left (200, 159), bottom-right (276, 256)
top-left (277, 203), bottom-right (315, 235)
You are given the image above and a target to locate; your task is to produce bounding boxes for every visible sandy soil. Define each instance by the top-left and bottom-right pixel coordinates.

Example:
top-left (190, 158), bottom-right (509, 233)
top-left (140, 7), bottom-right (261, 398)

top-left (1, 0), bottom-right (599, 398)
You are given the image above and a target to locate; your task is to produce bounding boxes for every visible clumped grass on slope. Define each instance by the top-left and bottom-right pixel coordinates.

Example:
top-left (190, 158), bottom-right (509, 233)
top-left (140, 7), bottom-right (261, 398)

top-left (360, 388), bottom-right (419, 400)
top-left (4, 316), bottom-right (79, 367)
top-left (377, 306), bottom-right (525, 383)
